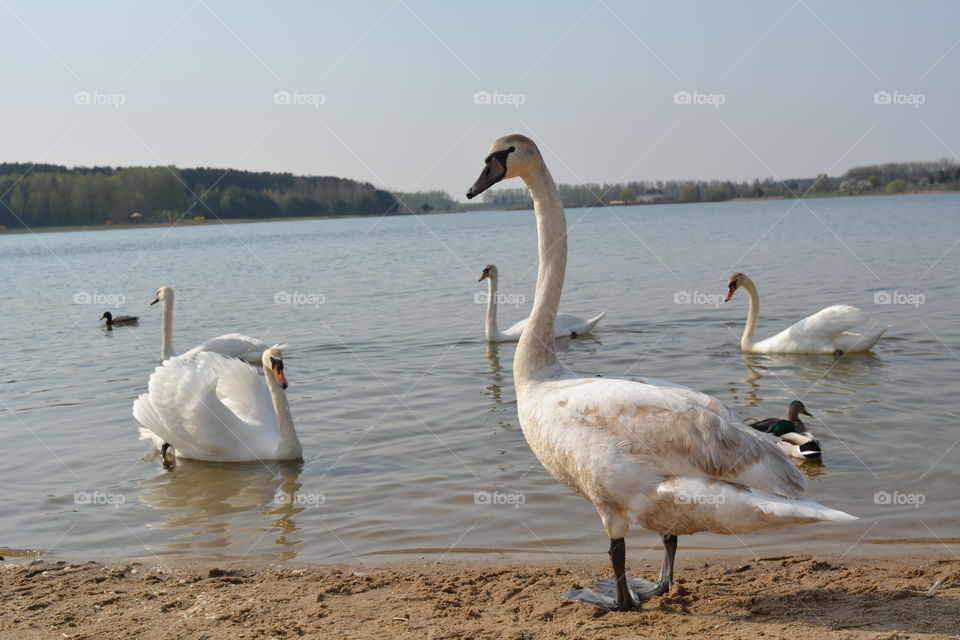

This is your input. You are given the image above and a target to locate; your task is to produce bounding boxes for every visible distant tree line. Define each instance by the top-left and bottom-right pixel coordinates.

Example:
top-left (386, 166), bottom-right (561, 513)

top-left (392, 190), bottom-right (461, 213)
top-left (0, 163), bottom-right (399, 229)
top-left (478, 159), bottom-right (960, 208)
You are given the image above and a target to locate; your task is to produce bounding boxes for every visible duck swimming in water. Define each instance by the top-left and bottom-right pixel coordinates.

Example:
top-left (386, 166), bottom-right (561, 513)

top-left (750, 400), bottom-right (822, 460)
top-left (101, 311), bottom-right (139, 327)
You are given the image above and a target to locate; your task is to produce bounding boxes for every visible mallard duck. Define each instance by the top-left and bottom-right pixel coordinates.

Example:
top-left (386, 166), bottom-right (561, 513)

top-left (101, 311), bottom-right (139, 327)
top-left (750, 400), bottom-right (822, 460)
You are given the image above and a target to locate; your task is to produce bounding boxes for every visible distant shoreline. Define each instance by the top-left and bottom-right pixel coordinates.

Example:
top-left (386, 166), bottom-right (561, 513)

top-left (0, 214), bottom-right (376, 235)
top-left (2, 189), bottom-right (954, 235)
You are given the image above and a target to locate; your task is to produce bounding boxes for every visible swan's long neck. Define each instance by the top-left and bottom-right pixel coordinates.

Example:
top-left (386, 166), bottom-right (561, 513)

top-left (515, 164), bottom-right (565, 385)
top-left (740, 276), bottom-right (760, 350)
top-left (160, 297), bottom-right (175, 361)
top-left (265, 369), bottom-right (301, 460)
top-left (484, 276), bottom-right (499, 341)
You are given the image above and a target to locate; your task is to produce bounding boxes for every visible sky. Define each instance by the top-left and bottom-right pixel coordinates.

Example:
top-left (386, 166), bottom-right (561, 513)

top-left (2, 0), bottom-right (958, 200)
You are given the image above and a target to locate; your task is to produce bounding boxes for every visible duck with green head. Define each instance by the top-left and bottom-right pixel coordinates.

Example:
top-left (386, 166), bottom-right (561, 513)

top-left (750, 400), bottom-right (822, 460)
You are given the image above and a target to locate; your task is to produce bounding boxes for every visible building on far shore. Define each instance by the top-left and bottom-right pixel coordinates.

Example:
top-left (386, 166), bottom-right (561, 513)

top-left (611, 188), bottom-right (674, 205)
top-left (637, 188), bottom-right (672, 203)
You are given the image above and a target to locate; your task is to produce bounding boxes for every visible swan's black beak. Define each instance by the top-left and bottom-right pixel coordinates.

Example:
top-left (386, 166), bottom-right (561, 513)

top-left (150, 296), bottom-right (160, 306)
top-left (466, 149), bottom-right (511, 199)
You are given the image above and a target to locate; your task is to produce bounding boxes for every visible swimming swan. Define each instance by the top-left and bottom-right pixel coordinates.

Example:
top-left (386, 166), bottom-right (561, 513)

top-left (725, 273), bottom-right (888, 355)
top-left (150, 286), bottom-right (275, 364)
top-left (478, 264), bottom-right (604, 342)
top-left (133, 346), bottom-right (301, 462)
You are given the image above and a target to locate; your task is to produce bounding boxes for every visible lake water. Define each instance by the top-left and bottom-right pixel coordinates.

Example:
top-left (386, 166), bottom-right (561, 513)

top-left (2, 193), bottom-right (958, 564)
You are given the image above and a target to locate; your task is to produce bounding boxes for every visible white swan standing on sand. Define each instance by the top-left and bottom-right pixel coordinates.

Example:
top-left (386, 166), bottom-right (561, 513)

top-left (478, 264), bottom-right (604, 342)
top-left (724, 273), bottom-right (888, 355)
top-left (133, 346), bottom-right (302, 462)
top-left (466, 134), bottom-right (855, 612)
top-left (151, 286), bottom-right (273, 364)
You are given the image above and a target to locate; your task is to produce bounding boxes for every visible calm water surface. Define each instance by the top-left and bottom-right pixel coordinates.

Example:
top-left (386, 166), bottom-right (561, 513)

top-left (1, 193), bottom-right (958, 563)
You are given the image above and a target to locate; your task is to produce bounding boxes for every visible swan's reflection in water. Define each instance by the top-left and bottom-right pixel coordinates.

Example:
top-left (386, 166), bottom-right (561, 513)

top-left (138, 459), bottom-right (305, 559)
top-left (484, 341), bottom-right (504, 405)
top-left (482, 336), bottom-right (601, 408)
top-left (728, 352), bottom-right (884, 414)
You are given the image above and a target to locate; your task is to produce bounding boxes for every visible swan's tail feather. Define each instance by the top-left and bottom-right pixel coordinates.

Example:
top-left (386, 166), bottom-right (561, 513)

top-left (583, 312), bottom-right (605, 333)
top-left (859, 324), bottom-right (890, 350)
top-left (838, 324), bottom-right (890, 353)
top-left (650, 478), bottom-right (855, 535)
top-left (137, 426), bottom-right (165, 450)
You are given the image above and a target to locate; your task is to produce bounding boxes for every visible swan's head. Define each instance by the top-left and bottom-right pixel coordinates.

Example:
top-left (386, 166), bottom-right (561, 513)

top-left (466, 134), bottom-right (541, 199)
top-left (150, 286), bottom-right (173, 306)
top-left (724, 272), bottom-right (746, 302)
top-left (478, 264), bottom-right (498, 282)
top-left (789, 400), bottom-right (812, 418)
top-left (262, 346), bottom-right (288, 389)
top-left (100, 312), bottom-right (112, 322)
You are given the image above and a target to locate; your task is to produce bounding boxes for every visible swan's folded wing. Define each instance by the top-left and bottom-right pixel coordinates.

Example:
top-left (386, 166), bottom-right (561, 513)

top-left (786, 305), bottom-right (866, 342)
top-left (203, 353), bottom-right (275, 428)
top-left (542, 378), bottom-right (807, 498)
top-left (183, 333), bottom-right (269, 363)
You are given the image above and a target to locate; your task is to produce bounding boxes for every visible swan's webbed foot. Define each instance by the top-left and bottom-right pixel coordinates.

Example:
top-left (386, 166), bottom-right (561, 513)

top-left (160, 442), bottom-right (175, 468)
top-left (560, 535), bottom-right (677, 611)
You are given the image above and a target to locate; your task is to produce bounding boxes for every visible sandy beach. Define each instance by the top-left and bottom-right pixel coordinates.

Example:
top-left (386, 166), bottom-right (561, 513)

top-left (3, 551), bottom-right (959, 639)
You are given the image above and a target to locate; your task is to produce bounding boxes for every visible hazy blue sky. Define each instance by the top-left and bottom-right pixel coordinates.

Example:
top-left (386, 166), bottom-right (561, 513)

top-left (3, 1), bottom-right (958, 199)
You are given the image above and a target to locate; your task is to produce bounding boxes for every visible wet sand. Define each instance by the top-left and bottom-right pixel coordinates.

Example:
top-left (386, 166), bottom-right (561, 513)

top-left (3, 552), bottom-right (959, 639)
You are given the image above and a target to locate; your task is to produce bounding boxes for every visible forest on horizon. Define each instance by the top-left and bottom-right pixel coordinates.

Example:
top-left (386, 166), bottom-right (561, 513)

top-left (1, 158), bottom-right (958, 230)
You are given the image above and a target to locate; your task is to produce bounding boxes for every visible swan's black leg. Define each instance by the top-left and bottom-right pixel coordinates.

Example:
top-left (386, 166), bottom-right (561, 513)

top-left (633, 534), bottom-right (677, 599)
top-left (160, 442), bottom-right (174, 467)
top-left (610, 537), bottom-right (636, 611)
